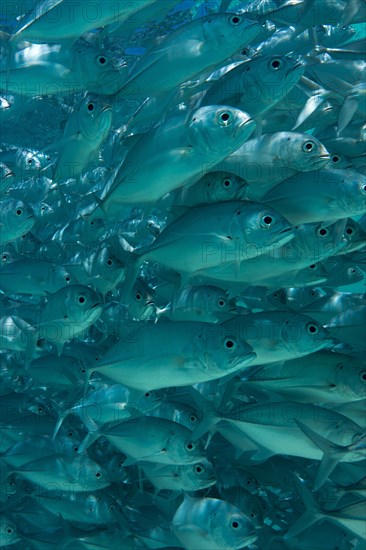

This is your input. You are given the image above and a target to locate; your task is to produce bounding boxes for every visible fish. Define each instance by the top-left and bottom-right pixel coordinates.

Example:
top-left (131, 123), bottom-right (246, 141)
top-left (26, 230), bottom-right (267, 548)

top-left (36, 284), bottom-right (102, 355)
top-left (114, 14), bottom-right (261, 99)
top-left (53, 95), bottom-right (112, 182)
top-left (84, 320), bottom-right (256, 391)
top-left (86, 416), bottom-right (206, 466)
top-left (240, 350), bottom-right (366, 403)
top-left (172, 495), bottom-right (258, 549)
top-left (263, 168), bottom-right (366, 225)
top-left (217, 131), bottom-right (330, 200)
top-left (93, 105), bottom-right (257, 215)
top-left (0, 197), bottom-right (35, 245)
top-left (199, 54), bottom-right (305, 117)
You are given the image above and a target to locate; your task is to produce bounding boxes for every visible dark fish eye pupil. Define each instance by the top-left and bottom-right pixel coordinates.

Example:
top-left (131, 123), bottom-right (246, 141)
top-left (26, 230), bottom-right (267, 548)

top-left (305, 142), bottom-right (313, 150)
top-left (145, 392), bottom-right (150, 397)
top-left (263, 216), bottom-right (272, 225)
top-left (136, 293), bottom-right (142, 300)
top-left (224, 179), bottom-right (231, 187)
top-left (272, 60), bottom-right (280, 68)
top-left (27, 158), bottom-right (33, 164)
top-left (319, 228), bottom-right (327, 236)
top-left (232, 521), bottom-right (239, 528)
top-left (309, 325), bottom-right (317, 333)
top-left (225, 339), bottom-right (234, 348)
top-left (309, 264), bottom-right (316, 269)
top-left (232, 16), bottom-right (240, 23)
top-left (196, 466), bottom-right (202, 472)
top-left (88, 103), bottom-right (94, 111)
top-left (361, 372), bottom-right (366, 381)
top-left (332, 156), bottom-right (339, 162)
top-left (99, 57), bottom-right (106, 64)
top-left (346, 227), bottom-right (353, 235)
top-left (187, 443), bottom-right (193, 449)
top-left (107, 259), bottom-right (112, 265)
top-left (16, 209), bottom-right (22, 215)
top-left (6, 528), bottom-right (13, 534)
top-left (96, 472), bottom-right (101, 478)
top-left (221, 112), bottom-right (230, 122)
top-left (79, 296), bottom-right (85, 303)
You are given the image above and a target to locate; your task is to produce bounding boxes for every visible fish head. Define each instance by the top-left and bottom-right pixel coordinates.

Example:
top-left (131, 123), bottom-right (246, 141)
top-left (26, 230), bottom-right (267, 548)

top-left (74, 96), bottom-right (112, 142)
top-left (235, 202), bottom-right (294, 250)
top-left (210, 501), bottom-right (258, 548)
top-left (63, 284), bottom-right (102, 324)
top-left (75, 44), bottom-right (127, 95)
top-left (243, 54), bottom-right (304, 103)
top-left (91, 245), bottom-right (126, 281)
top-left (204, 286), bottom-right (238, 315)
top-left (282, 132), bottom-right (330, 171)
top-left (180, 461), bottom-right (217, 490)
top-left (203, 14), bottom-right (261, 53)
top-left (167, 435), bottom-right (206, 465)
top-left (0, 516), bottom-right (20, 546)
top-left (77, 458), bottom-right (110, 491)
top-left (4, 198), bottom-right (35, 234)
top-left (127, 279), bottom-right (157, 320)
top-left (202, 325), bottom-right (256, 372)
top-left (0, 162), bottom-right (15, 193)
top-left (203, 172), bottom-right (249, 202)
top-left (188, 105), bottom-right (256, 157)
top-left (281, 312), bottom-right (334, 356)
top-left (15, 148), bottom-right (51, 177)
top-left (340, 170), bottom-right (366, 213)
top-left (334, 358), bottom-right (366, 400)
top-left (341, 218), bottom-right (366, 253)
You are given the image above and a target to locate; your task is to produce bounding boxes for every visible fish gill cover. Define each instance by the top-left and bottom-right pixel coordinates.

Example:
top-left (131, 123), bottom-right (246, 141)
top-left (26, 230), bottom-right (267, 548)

top-left (0, 0), bottom-right (365, 548)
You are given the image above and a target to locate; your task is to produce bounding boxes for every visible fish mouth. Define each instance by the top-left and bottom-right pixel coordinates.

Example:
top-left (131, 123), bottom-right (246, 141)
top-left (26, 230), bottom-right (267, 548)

top-left (90, 302), bottom-right (102, 310)
top-left (267, 226), bottom-right (294, 245)
top-left (102, 105), bottom-right (112, 113)
top-left (234, 116), bottom-right (255, 137)
top-left (288, 61), bottom-right (304, 76)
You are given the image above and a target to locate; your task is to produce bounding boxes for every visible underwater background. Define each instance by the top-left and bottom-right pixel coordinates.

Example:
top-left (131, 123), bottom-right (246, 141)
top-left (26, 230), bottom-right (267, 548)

top-left (0, 0), bottom-right (365, 548)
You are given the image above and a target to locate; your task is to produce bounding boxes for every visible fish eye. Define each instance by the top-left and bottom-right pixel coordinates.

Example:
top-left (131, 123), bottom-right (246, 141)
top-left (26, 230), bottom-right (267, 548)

top-left (2, 253), bottom-right (8, 262)
top-left (78, 296), bottom-right (86, 304)
top-left (360, 371), bottom-right (366, 382)
top-left (306, 323), bottom-right (319, 334)
top-left (317, 227), bottom-right (329, 237)
top-left (261, 214), bottom-right (274, 227)
top-left (309, 264), bottom-right (316, 269)
top-left (346, 226), bottom-right (354, 235)
top-left (80, 366), bottom-right (86, 374)
top-left (6, 527), bottom-right (13, 534)
top-left (231, 519), bottom-right (241, 529)
top-left (185, 442), bottom-right (196, 451)
top-left (241, 48), bottom-right (248, 56)
top-left (332, 155), bottom-right (339, 163)
top-left (269, 58), bottom-right (282, 70)
top-left (222, 178), bottom-right (233, 189)
top-left (224, 338), bottom-right (237, 350)
top-left (135, 292), bottom-right (142, 301)
top-left (106, 258), bottom-right (113, 266)
top-left (65, 275), bottom-right (71, 282)
top-left (73, 445), bottom-right (79, 452)
top-left (359, 183), bottom-right (366, 195)
top-left (27, 158), bottom-right (33, 165)
top-left (218, 110), bottom-right (233, 126)
top-left (16, 208), bottom-right (23, 216)
top-left (194, 464), bottom-right (205, 474)
top-left (189, 414), bottom-right (198, 423)
top-left (145, 392), bottom-right (151, 398)
top-left (95, 471), bottom-right (102, 478)
top-left (87, 102), bottom-right (95, 112)
top-left (217, 298), bottom-right (226, 308)
top-left (96, 55), bottom-right (107, 65)
top-left (229, 14), bottom-right (242, 25)
top-left (302, 140), bottom-right (316, 152)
